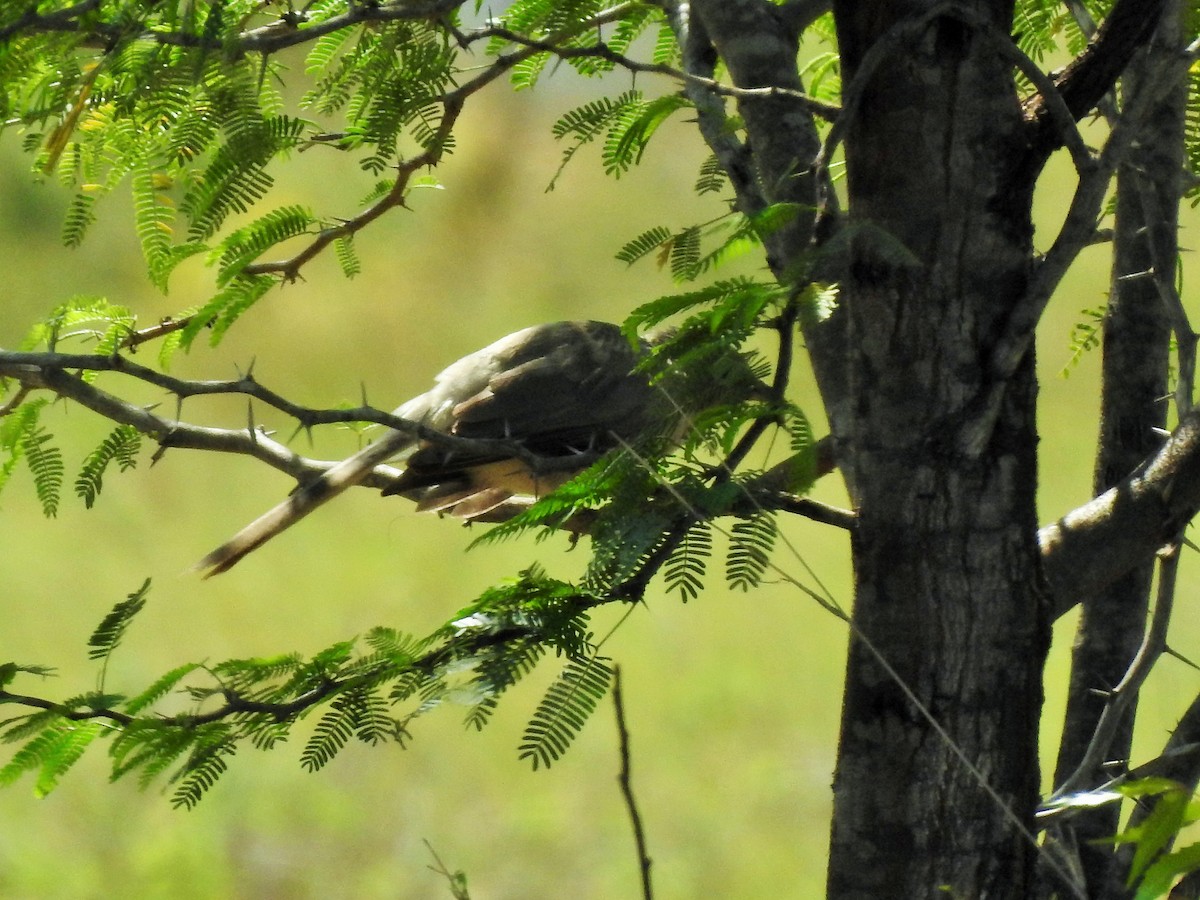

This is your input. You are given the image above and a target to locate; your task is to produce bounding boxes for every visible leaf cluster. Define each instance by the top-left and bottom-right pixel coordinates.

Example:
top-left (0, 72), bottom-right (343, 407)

top-left (0, 1), bottom-right (470, 347)
top-left (489, 2), bottom-right (666, 89)
top-left (0, 0), bottom-right (831, 811)
top-left (1, 300), bottom-right (149, 514)
top-left (0, 568), bottom-right (625, 805)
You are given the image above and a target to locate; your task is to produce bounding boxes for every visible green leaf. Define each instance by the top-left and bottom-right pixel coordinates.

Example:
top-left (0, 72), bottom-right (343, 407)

top-left (75, 425), bottom-right (141, 508)
top-left (695, 154), bottom-right (728, 195)
top-left (519, 655), bottom-right (612, 770)
top-left (1135, 841), bottom-right (1200, 900)
top-left (301, 696), bottom-right (358, 772)
top-left (603, 93), bottom-right (691, 177)
top-left (1060, 306), bottom-right (1106, 378)
top-left (132, 156), bottom-right (177, 291)
top-left (170, 729), bottom-right (237, 810)
top-left (615, 225), bottom-right (673, 266)
top-left (664, 522), bottom-right (712, 601)
top-left (334, 235), bottom-right (361, 278)
top-left (180, 274), bottom-right (276, 349)
top-left (34, 722), bottom-right (102, 798)
top-left (87, 578), bottom-right (151, 662)
top-left (213, 204), bottom-right (316, 286)
top-left (0, 398), bottom-right (47, 499)
top-left (22, 426), bottom-right (63, 518)
top-left (727, 513), bottom-right (777, 592)
top-left (1111, 779), bottom-right (1193, 887)
top-left (124, 663), bottom-right (202, 715)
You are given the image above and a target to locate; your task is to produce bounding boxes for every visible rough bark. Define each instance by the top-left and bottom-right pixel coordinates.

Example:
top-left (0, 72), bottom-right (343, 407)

top-left (825, 3), bottom-right (1048, 897)
top-left (684, 0), bottom-right (1178, 895)
top-left (1051, 3), bottom-right (1185, 894)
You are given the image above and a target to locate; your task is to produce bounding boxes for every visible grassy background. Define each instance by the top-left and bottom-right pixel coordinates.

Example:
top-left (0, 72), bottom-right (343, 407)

top-left (1, 67), bottom-right (1198, 899)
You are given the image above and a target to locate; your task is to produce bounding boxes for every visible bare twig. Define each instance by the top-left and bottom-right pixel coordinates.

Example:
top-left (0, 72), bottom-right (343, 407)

top-left (424, 840), bottom-right (472, 900)
top-left (118, 317), bottom-right (195, 352)
top-left (1050, 542), bottom-right (1181, 802)
top-left (613, 666), bottom-right (653, 900)
top-left (474, 24), bottom-right (838, 119)
top-left (1134, 173), bottom-right (1196, 415)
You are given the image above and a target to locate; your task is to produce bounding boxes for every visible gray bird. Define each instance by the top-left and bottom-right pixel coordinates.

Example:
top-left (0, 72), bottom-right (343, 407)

top-left (195, 320), bottom-right (758, 576)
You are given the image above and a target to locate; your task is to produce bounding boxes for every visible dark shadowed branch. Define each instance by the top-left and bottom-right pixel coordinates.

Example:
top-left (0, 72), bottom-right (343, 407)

top-left (612, 667), bottom-right (653, 900)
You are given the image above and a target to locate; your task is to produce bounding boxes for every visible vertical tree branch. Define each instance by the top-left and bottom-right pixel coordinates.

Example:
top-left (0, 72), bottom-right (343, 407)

top-left (612, 667), bottom-right (653, 900)
top-left (1049, 2), bottom-right (1186, 893)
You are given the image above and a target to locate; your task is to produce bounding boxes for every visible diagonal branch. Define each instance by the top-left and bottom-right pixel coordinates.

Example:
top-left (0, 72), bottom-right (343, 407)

top-left (1040, 405), bottom-right (1200, 620)
top-left (0, 350), bottom-right (604, 487)
top-left (1023, 0), bottom-right (1168, 161)
top-left (1050, 543), bottom-right (1180, 802)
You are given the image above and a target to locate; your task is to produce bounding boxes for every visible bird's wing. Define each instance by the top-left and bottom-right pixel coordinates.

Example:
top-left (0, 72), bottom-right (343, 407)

top-left (196, 321), bottom-right (659, 574)
top-left (390, 322), bottom-right (657, 490)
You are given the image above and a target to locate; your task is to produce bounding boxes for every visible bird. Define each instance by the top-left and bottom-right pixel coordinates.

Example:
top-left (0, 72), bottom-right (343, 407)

top-left (195, 320), bottom-right (760, 576)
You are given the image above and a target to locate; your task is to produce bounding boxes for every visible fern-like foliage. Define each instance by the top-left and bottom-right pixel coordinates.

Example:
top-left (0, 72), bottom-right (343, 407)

top-left (0, 398), bottom-right (48, 499)
top-left (301, 692), bottom-right (366, 772)
top-left (0, 720), bottom-right (103, 798)
top-left (519, 655), bottom-right (613, 770)
top-left (0, 567), bottom-right (617, 804)
top-left (21, 295), bottom-right (136, 361)
top-left (75, 425), bottom-right (141, 508)
top-left (550, 90), bottom-right (643, 187)
top-left (0, 0), bottom-right (830, 813)
top-left (123, 663), bottom-right (202, 716)
top-left (212, 205), bottom-right (316, 286)
top-left (334, 235), bottom-right (361, 279)
top-left (0, 2), bottom-right (482, 343)
top-left (491, 1), bottom-right (659, 89)
top-left (799, 49), bottom-right (842, 106)
top-left (727, 513), bottom-right (778, 592)
top-left (179, 274), bottom-right (276, 349)
top-left (602, 93), bottom-right (692, 177)
top-left (21, 424), bottom-right (63, 518)
top-left (665, 522), bottom-right (713, 602)
top-left (1012, 0), bottom-right (1074, 64)
top-left (3, 302), bottom-right (145, 511)
top-left (87, 578), bottom-right (151, 663)
top-left (694, 154), bottom-right (729, 195)
top-left (170, 726), bottom-right (237, 810)
top-left (1184, 4), bottom-right (1200, 207)
top-left (1060, 306), bottom-right (1107, 377)
top-left (616, 205), bottom-right (801, 283)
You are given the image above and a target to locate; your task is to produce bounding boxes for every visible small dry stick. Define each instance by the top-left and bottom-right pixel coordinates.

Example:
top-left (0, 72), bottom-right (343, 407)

top-left (613, 665), bottom-right (653, 900)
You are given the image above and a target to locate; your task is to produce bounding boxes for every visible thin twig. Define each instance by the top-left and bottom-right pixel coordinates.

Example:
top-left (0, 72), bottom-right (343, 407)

top-left (424, 840), bottom-right (471, 900)
top-left (1133, 171), bottom-right (1196, 415)
top-left (613, 666), bottom-right (653, 900)
top-left (1050, 542), bottom-right (1181, 802)
top-left (475, 24), bottom-right (838, 119)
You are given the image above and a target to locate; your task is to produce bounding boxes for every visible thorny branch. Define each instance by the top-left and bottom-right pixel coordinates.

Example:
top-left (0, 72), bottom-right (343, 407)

top-left (0, 349), bottom-right (610, 486)
top-left (959, 38), bottom-right (1190, 456)
top-left (1049, 543), bottom-right (1181, 803)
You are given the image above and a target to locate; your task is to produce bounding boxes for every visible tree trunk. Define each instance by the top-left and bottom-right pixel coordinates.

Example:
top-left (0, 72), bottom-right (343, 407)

top-left (825, 3), bottom-right (1049, 896)
top-left (1052, 3), bottom-right (1184, 894)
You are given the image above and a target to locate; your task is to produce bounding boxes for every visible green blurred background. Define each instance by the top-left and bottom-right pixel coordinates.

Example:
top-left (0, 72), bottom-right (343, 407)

top-left (1, 66), bottom-right (1198, 899)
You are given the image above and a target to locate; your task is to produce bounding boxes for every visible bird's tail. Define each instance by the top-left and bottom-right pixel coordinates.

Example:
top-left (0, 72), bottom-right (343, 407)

top-left (193, 431), bottom-right (410, 577)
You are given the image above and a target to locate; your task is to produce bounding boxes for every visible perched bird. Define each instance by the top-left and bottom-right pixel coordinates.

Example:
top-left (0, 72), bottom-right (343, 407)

top-left (195, 320), bottom-right (759, 576)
